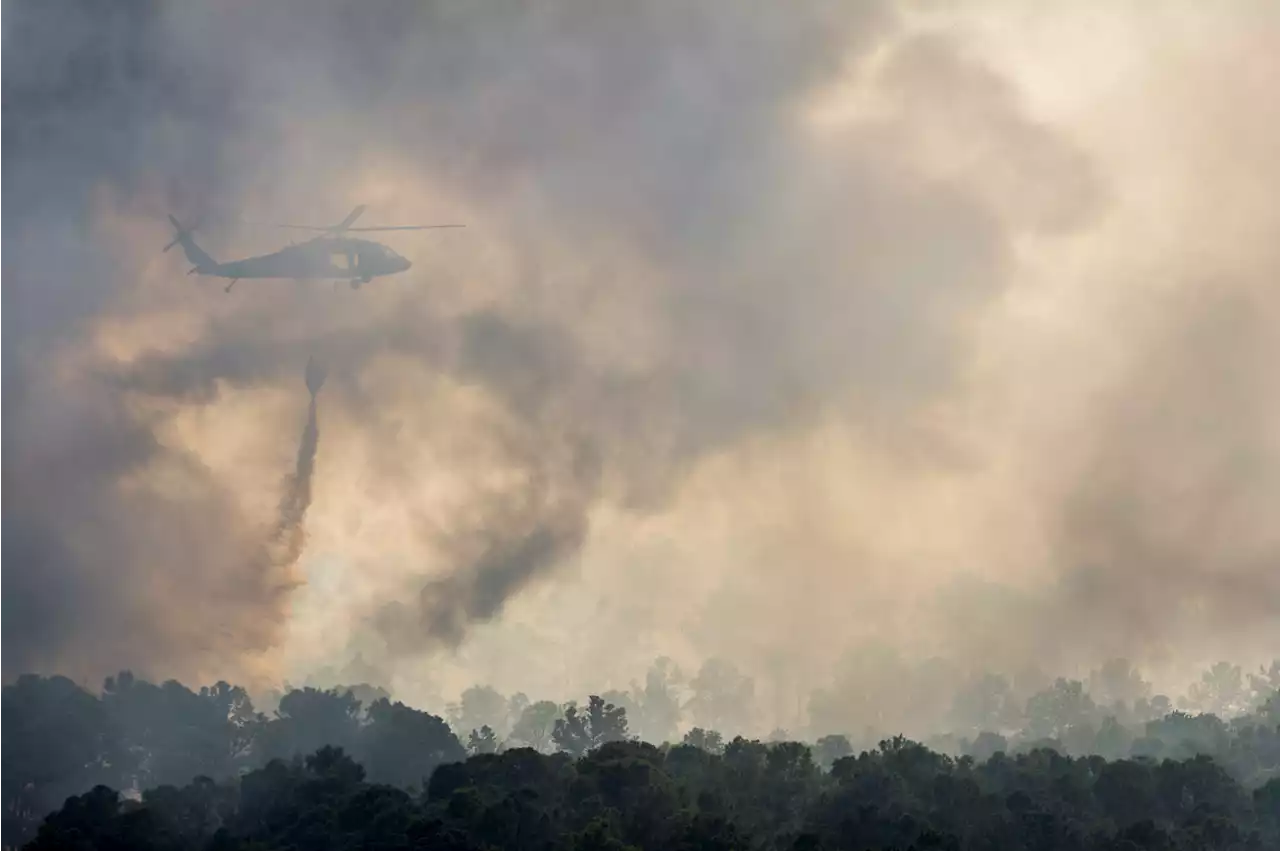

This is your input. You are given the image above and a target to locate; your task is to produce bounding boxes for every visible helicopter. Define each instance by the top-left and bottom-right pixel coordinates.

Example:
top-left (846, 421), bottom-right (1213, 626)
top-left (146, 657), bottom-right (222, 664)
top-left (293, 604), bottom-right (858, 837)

top-left (163, 205), bottom-right (463, 292)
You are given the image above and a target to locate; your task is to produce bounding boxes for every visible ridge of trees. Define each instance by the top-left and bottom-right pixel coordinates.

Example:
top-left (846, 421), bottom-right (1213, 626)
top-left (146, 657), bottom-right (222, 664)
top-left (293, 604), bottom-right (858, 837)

top-left (22, 739), bottom-right (1280, 850)
top-left (4, 657), bottom-right (1278, 848)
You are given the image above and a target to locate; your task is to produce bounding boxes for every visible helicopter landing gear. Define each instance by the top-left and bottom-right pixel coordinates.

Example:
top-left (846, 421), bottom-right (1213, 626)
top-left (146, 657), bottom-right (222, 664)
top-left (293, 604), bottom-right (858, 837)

top-left (349, 278), bottom-right (362, 290)
top-left (224, 278), bottom-right (239, 293)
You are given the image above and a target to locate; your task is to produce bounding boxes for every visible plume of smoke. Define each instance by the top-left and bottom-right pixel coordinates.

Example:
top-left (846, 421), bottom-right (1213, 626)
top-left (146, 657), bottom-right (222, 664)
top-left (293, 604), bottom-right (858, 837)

top-left (265, 358), bottom-right (328, 589)
top-left (0, 0), bottom-right (1137, 683)
top-left (6, 0), bottom-right (1280, 704)
top-left (1, 0), bottom-right (281, 684)
top-left (1048, 287), bottom-right (1280, 664)
top-left (377, 415), bottom-right (602, 652)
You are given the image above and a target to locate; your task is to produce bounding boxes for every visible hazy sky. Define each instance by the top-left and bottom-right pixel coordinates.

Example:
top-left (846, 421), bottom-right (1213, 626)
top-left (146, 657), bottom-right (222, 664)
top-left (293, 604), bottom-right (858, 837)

top-left (4, 2), bottom-right (1278, 722)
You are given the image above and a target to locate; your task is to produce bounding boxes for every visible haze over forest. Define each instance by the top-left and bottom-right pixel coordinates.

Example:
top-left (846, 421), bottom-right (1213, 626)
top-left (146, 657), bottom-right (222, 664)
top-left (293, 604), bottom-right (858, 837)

top-left (5, 0), bottom-right (1280, 742)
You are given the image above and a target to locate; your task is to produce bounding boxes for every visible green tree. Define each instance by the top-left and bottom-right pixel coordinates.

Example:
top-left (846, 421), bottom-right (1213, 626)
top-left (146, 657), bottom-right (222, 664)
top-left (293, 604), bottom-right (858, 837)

top-left (467, 725), bottom-right (499, 755)
top-left (631, 657), bottom-right (684, 744)
top-left (1142, 710), bottom-right (1230, 759)
top-left (1094, 714), bottom-right (1134, 758)
top-left (813, 734), bottom-right (852, 770)
top-left (258, 686), bottom-right (362, 762)
top-left (1184, 662), bottom-right (1248, 715)
top-left (1134, 693), bottom-right (1174, 723)
top-left (2, 675), bottom-right (133, 847)
top-left (966, 730), bottom-right (1008, 761)
top-left (682, 727), bottom-right (725, 754)
top-left (950, 671), bottom-right (1020, 732)
top-left (600, 689), bottom-right (639, 726)
top-left (506, 691), bottom-right (531, 731)
top-left (686, 658), bottom-right (754, 735)
top-left (508, 700), bottom-right (561, 753)
top-left (360, 697), bottom-right (465, 789)
top-left (1024, 678), bottom-right (1096, 742)
top-left (449, 685), bottom-right (509, 738)
top-left (102, 672), bottom-right (263, 789)
top-left (553, 696), bottom-right (629, 757)
top-left (1088, 657), bottom-right (1152, 707)
top-left (1248, 660), bottom-right (1280, 707)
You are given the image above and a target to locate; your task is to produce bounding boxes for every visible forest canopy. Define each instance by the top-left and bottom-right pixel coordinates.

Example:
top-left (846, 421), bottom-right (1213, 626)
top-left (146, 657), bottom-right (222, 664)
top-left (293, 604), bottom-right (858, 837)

top-left (5, 658), bottom-right (1278, 849)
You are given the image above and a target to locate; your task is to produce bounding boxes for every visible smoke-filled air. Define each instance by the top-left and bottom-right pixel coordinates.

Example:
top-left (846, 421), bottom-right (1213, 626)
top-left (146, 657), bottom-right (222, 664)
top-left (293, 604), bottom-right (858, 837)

top-left (6, 0), bottom-right (1280, 732)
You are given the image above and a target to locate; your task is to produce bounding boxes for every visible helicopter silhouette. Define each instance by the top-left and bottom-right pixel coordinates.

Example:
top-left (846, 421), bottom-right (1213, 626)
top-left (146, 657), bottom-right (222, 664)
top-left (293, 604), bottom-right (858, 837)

top-left (164, 205), bottom-right (462, 292)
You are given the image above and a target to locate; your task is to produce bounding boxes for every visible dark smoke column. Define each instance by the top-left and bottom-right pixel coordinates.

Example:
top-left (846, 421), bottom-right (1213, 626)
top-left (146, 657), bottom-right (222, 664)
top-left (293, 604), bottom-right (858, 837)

top-left (306, 355), bottom-right (328, 398)
top-left (266, 356), bottom-right (328, 596)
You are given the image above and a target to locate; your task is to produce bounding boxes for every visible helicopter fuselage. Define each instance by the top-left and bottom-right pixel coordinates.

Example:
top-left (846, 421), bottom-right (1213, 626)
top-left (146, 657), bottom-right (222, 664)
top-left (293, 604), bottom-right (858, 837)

top-left (206, 236), bottom-right (411, 282)
top-left (164, 206), bottom-right (447, 292)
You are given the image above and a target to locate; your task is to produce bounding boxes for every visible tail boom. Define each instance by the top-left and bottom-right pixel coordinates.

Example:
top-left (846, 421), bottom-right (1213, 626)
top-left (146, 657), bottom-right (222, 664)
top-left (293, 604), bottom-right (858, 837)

top-left (166, 214), bottom-right (219, 273)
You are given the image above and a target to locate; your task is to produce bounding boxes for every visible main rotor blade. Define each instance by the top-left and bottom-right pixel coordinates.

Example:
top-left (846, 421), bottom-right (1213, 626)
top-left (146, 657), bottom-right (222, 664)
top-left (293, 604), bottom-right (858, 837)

top-left (335, 204), bottom-right (367, 231)
top-left (342, 224), bottom-right (466, 231)
top-left (270, 223), bottom-right (465, 230)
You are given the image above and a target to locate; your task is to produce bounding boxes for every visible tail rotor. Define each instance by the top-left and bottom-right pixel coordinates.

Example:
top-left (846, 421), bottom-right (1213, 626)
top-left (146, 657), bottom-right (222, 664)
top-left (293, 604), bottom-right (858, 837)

top-left (163, 214), bottom-right (205, 254)
top-left (162, 213), bottom-right (219, 275)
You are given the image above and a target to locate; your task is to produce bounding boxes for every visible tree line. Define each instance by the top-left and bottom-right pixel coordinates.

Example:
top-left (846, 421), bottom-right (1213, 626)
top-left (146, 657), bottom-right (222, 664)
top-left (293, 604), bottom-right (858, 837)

top-left (20, 736), bottom-right (1280, 850)
top-left (4, 657), bottom-right (1278, 848)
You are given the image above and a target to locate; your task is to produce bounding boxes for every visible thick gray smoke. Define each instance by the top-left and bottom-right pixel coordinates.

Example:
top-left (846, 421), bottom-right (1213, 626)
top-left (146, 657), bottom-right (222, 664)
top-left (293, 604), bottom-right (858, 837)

top-left (266, 358), bottom-right (327, 587)
top-left (0, 0), bottom-right (1095, 680)
top-left (4, 0), bottom-right (1278, 700)
top-left (1049, 287), bottom-right (1280, 663)
top-left (405, 422), bottom-right (601, 653)
top-left (3, 0), bottom-right (277, 682)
